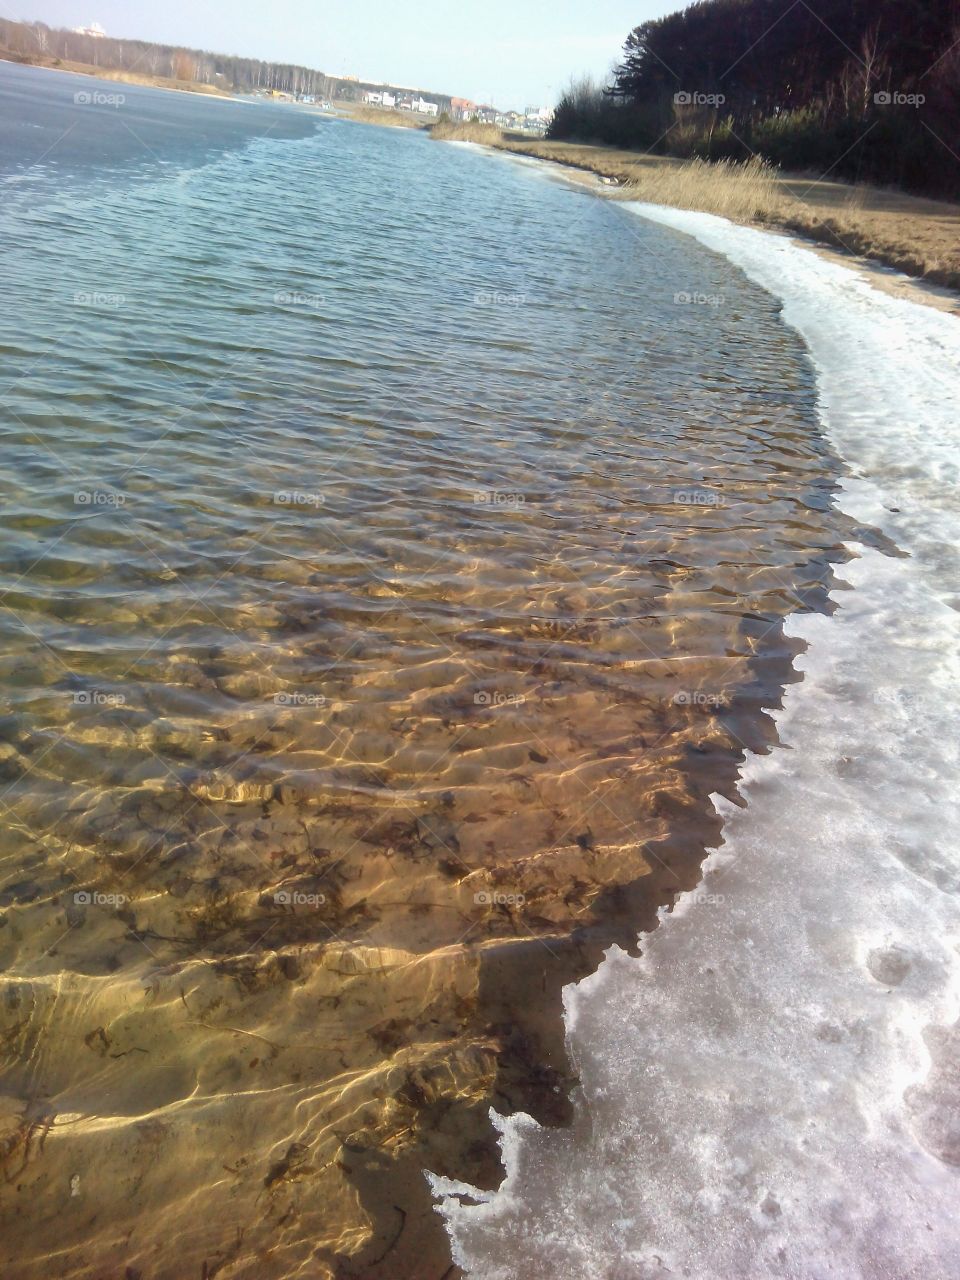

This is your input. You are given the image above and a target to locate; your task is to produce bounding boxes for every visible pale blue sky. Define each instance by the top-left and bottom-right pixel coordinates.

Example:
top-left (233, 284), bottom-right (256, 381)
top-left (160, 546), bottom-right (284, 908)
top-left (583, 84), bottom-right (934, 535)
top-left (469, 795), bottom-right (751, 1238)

top-left (9, 0), bottom-right (675, 107)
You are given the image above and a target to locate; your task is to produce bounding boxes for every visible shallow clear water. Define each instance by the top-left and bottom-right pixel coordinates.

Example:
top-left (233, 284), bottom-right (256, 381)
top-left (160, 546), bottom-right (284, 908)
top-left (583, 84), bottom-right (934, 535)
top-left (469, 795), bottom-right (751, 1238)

top-left (0, 62), bottom-right (855, 1278)
top-left (435, 202), bottom-right (960, 1280)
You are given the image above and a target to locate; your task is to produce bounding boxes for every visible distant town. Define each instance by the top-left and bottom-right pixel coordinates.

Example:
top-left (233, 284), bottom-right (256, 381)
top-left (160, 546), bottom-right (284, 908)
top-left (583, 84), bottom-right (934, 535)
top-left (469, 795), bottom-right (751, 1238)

top-left (356, 89), bottom-right (552, 133)
top-left (251, 75), bottom-right (552, 134)
top-left (279, 85), bottom-right (552, 133)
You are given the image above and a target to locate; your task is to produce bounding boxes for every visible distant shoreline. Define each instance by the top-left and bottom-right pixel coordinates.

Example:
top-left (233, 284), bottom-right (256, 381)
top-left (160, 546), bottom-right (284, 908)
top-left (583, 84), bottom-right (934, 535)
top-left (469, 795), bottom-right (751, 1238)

top-left (0, 52), bottom-right (237, 100)
top-left (334, 102), bottom-right (433, 130)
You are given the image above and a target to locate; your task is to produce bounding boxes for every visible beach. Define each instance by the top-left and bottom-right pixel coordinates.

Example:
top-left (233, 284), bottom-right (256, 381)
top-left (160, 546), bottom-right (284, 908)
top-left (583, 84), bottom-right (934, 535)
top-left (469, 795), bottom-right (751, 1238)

top-left (0, 63), bottom-right (855, 1276)
top-left (1, 59), bottom-right (959, 1280)
top-left (435, 202), bottom-right (960, 1278)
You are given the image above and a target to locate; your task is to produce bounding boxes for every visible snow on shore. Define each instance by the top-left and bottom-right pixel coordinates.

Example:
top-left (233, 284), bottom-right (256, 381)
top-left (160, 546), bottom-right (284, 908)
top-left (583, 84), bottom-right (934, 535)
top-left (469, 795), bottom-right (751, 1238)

top-left (431, 208), bottom-right (960, 1278)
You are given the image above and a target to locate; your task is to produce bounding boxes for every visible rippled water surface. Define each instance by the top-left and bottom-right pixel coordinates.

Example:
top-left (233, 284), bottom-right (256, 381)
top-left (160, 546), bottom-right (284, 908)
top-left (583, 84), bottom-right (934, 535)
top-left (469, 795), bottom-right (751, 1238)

top-left (0, 62), bottom-right (856, 1279)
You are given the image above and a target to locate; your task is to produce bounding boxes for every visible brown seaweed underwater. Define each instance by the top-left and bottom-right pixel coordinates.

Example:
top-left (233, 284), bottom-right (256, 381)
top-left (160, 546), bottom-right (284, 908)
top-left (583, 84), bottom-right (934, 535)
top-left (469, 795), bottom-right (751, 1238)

top-left (0, 103), bottom-right (863, 1278)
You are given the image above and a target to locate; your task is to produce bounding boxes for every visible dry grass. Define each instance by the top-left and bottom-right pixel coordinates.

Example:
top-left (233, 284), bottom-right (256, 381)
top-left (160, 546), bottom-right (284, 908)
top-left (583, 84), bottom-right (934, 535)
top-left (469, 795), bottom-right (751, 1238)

top-left (429, 120), bottom-right (503, 144)
top-left (625, 155), bottom-right (782, 222)
top-left (84, 67), bottom-right (228, 95)
top-left (337, 104), bottom-right (428, 130)
top-left (491, 137), bottom-right (960, 294)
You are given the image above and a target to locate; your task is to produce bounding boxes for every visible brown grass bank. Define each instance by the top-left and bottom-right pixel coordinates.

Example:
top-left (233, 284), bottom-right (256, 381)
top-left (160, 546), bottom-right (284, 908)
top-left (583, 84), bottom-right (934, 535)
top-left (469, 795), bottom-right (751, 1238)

top-left (491, 136), bottom-right (960, 295)
top-left (0, 50), bottom-right (232, 96)
top-left (429, 119), bottom-right (503, 144)
top-left (337, 103), bottom-right (430, 130)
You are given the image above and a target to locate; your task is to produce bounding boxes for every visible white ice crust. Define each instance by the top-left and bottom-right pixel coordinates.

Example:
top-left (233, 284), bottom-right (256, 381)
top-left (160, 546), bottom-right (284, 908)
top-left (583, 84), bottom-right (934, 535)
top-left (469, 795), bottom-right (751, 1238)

top-left (431, 207), bottom-right (960, 1278)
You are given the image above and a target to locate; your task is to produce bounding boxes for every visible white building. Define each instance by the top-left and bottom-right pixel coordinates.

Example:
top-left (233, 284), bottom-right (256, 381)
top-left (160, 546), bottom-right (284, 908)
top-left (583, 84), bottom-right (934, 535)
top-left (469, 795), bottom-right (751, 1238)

top-left (412, 97), bottom-right (439, 116)
top-left (362, 89), bottom-right (398, 109)
top-left (74, 21), bottom-right (106, 38)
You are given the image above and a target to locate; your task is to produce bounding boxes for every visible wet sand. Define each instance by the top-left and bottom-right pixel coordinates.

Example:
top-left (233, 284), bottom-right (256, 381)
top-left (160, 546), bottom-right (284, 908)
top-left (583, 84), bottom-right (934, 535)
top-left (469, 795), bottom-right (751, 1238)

top-left (1, 456), bottom-right (862, 1276)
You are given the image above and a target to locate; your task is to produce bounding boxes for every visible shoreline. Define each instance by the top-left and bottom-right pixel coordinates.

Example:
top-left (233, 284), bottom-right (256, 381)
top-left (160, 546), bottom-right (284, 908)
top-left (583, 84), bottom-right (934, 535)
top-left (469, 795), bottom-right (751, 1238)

top-left (435, 192), bottom-right (960, 1280)
top-left (0, 97), bottom-right (862, 1279)
top-left (0, 53), bottom-right (238, 100)
top-left (490, 137), bottom-right (960, 309)
top-left (416, 123), bottom-right (960, 311)
top-left (334, 102), bottom-right (436, 129)
top-left (503, 144), bottom-right (960, 317)
top-left (5, 70), bottom-right (958, 1277)
top-left (9, 51), bottom-right (960, 311)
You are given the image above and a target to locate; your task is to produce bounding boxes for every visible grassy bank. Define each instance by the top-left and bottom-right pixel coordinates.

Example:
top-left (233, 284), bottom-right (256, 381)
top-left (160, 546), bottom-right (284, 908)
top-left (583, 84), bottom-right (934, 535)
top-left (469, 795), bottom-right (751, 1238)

top-left (490, 137), bottom-right (960, 295)
top-left (0, 51), bottom-right (232, 96)
top-left (336, 102), bottom-right (429, 129)
top-left (429, 119), bottom-right (503, 144)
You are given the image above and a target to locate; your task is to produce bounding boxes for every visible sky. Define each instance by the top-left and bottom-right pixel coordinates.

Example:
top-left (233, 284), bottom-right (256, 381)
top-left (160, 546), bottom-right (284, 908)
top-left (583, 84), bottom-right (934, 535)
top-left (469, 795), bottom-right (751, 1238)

top-left (9, 0), bottom-right (677, 107)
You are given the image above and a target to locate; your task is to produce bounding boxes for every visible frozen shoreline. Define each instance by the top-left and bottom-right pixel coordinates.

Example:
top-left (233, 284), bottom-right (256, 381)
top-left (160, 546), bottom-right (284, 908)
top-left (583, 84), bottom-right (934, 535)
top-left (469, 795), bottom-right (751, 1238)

top-left (432, 209), bottom-right (960, 1277)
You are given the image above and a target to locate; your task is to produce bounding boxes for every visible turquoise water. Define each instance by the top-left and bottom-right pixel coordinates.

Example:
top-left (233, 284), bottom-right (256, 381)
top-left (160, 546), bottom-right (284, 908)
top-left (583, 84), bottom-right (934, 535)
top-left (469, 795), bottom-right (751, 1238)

top-left (0, 61), bottom-right (852, 1279)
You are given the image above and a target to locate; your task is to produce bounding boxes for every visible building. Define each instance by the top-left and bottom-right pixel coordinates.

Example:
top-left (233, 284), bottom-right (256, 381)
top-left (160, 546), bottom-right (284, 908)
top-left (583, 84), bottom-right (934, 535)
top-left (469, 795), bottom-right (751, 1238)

top-left (412, 96), bottom-right (439, 116)
top-left (361, 89), bottom-right (398, 107)
top-left (73, 21), bottom-right (106, 38)
top-left (523, 105), bottom-right (553, 133)
top-left (450, 96), bottom-right (477, 121)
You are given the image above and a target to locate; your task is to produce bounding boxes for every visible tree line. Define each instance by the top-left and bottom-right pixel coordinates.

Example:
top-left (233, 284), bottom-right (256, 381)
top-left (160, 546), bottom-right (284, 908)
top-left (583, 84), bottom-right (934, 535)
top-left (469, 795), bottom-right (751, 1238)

top-left (550, 0), bottom-right (960, 198)
top-left (1, 17), bottom-right (344, 99)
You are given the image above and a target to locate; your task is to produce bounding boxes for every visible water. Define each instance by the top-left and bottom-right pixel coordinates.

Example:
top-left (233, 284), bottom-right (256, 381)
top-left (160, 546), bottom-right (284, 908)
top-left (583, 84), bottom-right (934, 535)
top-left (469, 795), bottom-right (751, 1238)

top-left (0, 63), bottom-right (855, 1278)
top-left (435, 206), bottom-right (960, 1280)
